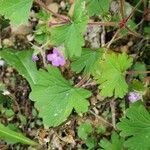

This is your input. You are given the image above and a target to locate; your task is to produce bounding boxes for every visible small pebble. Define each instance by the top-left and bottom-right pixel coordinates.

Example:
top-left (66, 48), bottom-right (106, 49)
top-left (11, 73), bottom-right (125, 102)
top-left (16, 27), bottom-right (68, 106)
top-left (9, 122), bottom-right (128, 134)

top-left (0, 60), bottom-right (5, 66)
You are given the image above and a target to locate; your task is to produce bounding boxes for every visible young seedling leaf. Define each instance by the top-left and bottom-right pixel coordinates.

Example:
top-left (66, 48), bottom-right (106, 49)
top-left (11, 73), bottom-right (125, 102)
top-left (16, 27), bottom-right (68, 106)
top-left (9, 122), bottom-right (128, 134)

top-left (0, 123), bottom-right (37, 145)
top-left (94, 53), bottom-right (133, 98)
top-left (85, 137), bottom-right (97, 149)
top-left (99, 132), bottom-right (124, 150)
top-left (117, 101), bottom-right (150, 150)
top-left (0, 0), bottom-right (33, 26)
top-left (133, 62), bottom-right (147, 80)
top-left (50, 0), bottom-right (88, 58)
top-left (77, 122), bottom-right (93, 140)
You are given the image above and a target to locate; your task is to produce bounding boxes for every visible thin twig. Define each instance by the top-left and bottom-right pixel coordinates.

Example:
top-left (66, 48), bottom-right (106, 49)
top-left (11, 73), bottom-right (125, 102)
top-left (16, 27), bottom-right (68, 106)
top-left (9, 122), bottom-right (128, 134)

top-left (125, 26), bottom-right (141, 37)
top-left (89, 110), bottom-right (113, 127)
top-left (35, 0), bottom-right (118, 28)
top-left (110, 99), bottom-right (116, 130)
top-left (9, 94), bottom-right (21, 114)
top-left (125, 0), bottom-right (143, 21)
top-left (124, 0), bottom-right (148, 108)
top-left (41, 50), bottom-right (47, 68)
top-left (88, 22), bottom-right (116, 27)
top-left (106, 0), bottom-right (143, 48)
top-left (120, 0), bottom-right (125, 19)
top-left (49, 21), bottom-right (117, 28)
top-left (106, 29), bottom-right (120, 48)
top-left (48, 21), bottom-right (70, 27)
top-left (29, 42), bottom-right (47, 68)
top-left (105, 19), bottom-right (144, 44)
top-left (101, 26), bottom-right (106, 47)
top-left (81, 81), bottom-right (96, 88)
top-left (74, 76), bottom-right (89, 87)
top-left (35, 0), bottom-right (70, 22)
top-left (90, 98), bottom-right (112, 109)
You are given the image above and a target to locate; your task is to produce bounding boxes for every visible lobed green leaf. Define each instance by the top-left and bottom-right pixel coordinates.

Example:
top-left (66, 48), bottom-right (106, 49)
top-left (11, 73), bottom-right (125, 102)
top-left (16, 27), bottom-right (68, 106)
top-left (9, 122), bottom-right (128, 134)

top-left (86, 0), bottom-right (110, 16)
top-left (117, 101), bottom-right (150, 150)
top-left (94, 53), bottom-right (133, 98)
top-left (0, 0), bottom-right (33, 26)
top-left (30, 65), bottom-right (91, 127)
top-left (71, 48), bottom-right (103, 76)
top-left (50, 0), bottom-right (88, 58)
top-left (99, 132), bottom-right (124, 150)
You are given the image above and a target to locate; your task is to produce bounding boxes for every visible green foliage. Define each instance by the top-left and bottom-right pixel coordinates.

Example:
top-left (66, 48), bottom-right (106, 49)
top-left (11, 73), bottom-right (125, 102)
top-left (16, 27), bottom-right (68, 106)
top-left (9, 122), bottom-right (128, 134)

top-left (86, 0), bottom-right (110, 16)
top-left (117, 101), bottom-right (150, 150)
top-left (36, 10), bottom-right (50, 21)
top-left (18, 114), bottom-right (27, 125)
top-left (0, 0), bottom-right (33, 26)
top-left (0, 16), bottom-right (10, 29)
top-left (0, 49), bottom-right (38, 86)
top-left (78, 122), bottom-right (97, 149)
top-left (85, 137), bottom-right (97, 149)
top-left (131, 79), bottom-right (146, 92)
top-left (0, 122), bottom-right (37, 145)
top-left (99, 132), bottom-right (124, 150)
top-left (94, 53), bottom-right (133, 98)
top-left (0, 1), bottom-right (149, 149)
top-left (0, 91), bottom-right (12, 109)
top-left (71, 48), bottom-right (103, 76)
top-left (0, 83), bottom-right (6, 91)
top-left (34, 10), bottom-right (51, 45)
top-left (144, 26), bottom-right (150, 39)
top-left (112, 14), bottom-right (137, 36)
top-left (96, 125), bottom-right (106, 134)
top-left (30, 65), bottom-right (91, 127)
top-left (4, 109), bottom-right (14, 118)
top-left (0, 50), bottom-right (91, 127)
top-left (144, 26), bottom-right (150, 34)
top-left (50, 0), bottom-right (88, 58)
top-left (120, 19), bottom-right (137, 35)
top-left (133, 62), bottom-right (147, 80)
top-left (78, 122), bottom-right (93, 140)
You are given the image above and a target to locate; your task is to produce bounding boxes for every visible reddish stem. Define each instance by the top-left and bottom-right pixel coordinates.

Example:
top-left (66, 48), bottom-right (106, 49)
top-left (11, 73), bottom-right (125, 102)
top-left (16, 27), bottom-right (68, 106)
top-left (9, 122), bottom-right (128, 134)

top-left (35, 0), bottom-right (118, 28)
top-left (88, 22), bottom-right (116, 27)
top-left (119, 0), bottom-right (143, 29)
top-left (48, 21), bottom-right (117, 27)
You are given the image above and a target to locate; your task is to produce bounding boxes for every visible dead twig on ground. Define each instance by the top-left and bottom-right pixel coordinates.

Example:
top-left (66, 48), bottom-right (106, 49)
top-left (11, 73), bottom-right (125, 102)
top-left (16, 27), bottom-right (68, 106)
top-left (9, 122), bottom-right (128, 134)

top-left (110, 98), bottom-right (116, 130)
top-left (89, 110), bottom-right (113, 128)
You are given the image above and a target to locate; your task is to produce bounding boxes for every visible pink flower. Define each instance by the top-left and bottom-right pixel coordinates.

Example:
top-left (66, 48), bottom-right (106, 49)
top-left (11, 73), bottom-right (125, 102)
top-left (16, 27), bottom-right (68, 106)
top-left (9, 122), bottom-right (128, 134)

top-left (47, 48), bottom-right (66, 67)
top-left (32, 55), bottom-right (39, 62)
top-left (128, 91), bottom-right (142, 103)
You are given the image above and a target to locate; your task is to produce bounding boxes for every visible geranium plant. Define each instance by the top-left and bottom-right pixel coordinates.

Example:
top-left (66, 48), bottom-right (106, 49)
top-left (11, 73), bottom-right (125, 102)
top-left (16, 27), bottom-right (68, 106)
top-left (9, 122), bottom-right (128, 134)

top-left (0, 0), bottom-right (150, 149)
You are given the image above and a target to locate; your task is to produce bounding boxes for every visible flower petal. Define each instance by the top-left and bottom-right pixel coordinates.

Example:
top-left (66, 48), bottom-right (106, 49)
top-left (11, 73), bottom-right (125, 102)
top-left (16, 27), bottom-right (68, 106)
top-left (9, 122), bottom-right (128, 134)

top-left (32, 55), bottom-right (39, 62)
top-left (52, 59), bottom-right (60, 66)
top-left (58, 57), bottom-right (66, 66)
top-left (53, 47), bottom-right (60, 56)
top-left (47, 53), bottom-right (57, 61)
top-left (128, 92), bottom-right (142, 103)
